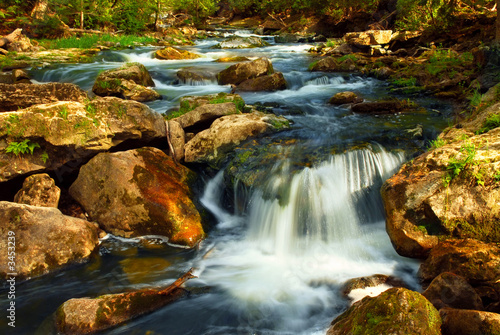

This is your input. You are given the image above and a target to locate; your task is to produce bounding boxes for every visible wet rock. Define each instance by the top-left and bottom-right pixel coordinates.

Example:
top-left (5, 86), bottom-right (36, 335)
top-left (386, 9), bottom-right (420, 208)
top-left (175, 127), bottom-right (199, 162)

top-left (274, 33), bottom-right (299, 44)
top-left (213, 36), bottom-right (269, 49)
top-left (419, 239), bottom-right (500, 286)
top-left (0, 97), bottom-right (166, 183)
top-left (351, 100), bottom-right (403, 115)
top-left (217, 57), bottom-right (274, 85)
top-left (342, 274), bottom-right (408, 297)
top-left (309, 57), bottom-right (358, 72)
top-left (440, 308), bottom-right (500, 335)
top-left (422, 272), bottom-right (484, 310)
top-left (215, 56), bottom-right (251, 63)
top-left (92, 63), bottom-right (160, 102)
top-left (154, 46), bottom-right (200, 60)
top-left (12, 69), bottom-right (30, 84)
top-left (69, 147), bottom-right (205, 248)
top-left (184, 111), bottom-right (290, 167)
top-left (14, 173), bottom-right (61, 208)
top-left (0, 201), bottom-right (99, 281)
top-left (327, 287), bottom-right (441, 335)
top-left (176, 67), bottom-right (216, 84)
top-left (172, 102), bottom-right (239, 132)
top-left (381, 101), bottom-right (500, 258)
top-left (178, 92), bottom-right (245, 111)
top-left (55, 270), bottom-right (194, 334)
top-left (168, 120), bottom-right (185, 162)
top-left (236, 72), bottom-right (287, 92)
top-left (329, 91), bottom-right (361, 105)
top-left (344, 30), bottom-right (393, 46)
top-left (0, 82), bottom-right (88, 112)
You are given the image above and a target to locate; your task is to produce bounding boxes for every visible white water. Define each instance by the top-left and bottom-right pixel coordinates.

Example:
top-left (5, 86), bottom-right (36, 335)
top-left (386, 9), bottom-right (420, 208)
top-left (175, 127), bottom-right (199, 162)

top-left (194, 145), bottom-right (419, 333)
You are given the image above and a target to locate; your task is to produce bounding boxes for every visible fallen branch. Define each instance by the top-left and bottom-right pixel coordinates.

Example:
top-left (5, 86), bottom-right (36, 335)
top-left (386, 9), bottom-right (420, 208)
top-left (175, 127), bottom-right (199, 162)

top-left (0, 28), bottom-right (23, 48)
top-left (159, 267), bottom-right (196, 295)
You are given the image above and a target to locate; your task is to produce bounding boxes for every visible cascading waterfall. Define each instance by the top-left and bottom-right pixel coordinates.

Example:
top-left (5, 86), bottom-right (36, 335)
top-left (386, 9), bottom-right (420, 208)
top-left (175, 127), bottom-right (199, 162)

top-left (197, 144), bottom-right (418, 333)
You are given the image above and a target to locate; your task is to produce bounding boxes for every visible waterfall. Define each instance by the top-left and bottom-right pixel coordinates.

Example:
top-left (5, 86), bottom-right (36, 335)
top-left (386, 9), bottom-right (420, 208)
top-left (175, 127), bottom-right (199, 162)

top-left (198, 144), bottom-right (415, 333)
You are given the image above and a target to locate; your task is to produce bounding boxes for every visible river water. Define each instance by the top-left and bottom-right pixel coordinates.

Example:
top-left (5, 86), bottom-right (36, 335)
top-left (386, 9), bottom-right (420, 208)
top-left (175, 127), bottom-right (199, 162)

top-left (3, 30), bottom-right (453, 334)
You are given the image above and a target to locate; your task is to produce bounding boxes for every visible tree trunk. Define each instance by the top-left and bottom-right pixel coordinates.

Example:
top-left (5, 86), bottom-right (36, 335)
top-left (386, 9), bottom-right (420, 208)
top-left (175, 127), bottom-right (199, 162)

top-left (80, 0), bottom-right (84, 30)
top-left (31, 0), bottom-right (50, 20)
top-left (496, 0), bottom-right (500, 44)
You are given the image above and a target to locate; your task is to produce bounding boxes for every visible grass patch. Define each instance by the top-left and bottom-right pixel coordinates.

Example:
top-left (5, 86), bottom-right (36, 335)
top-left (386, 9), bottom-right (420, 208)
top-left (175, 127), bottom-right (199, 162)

top-left (477, 113), bottom-right (500, 134)
top-left (38, 34), bottom-right (157, 49)
top-left (428, 138), bottom-right (446, 149)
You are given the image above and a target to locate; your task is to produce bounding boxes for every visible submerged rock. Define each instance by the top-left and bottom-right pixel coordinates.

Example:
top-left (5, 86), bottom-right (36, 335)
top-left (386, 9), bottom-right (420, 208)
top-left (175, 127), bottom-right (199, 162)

top-left (92, 63), bottom-right (160, 102)
top-left (14, 173), bottom-right (61, 208)
top-left (351, 100), bottom-right (403, 115)
top-left (217, 57), bottom-right (274, 85)
top-left (341, 274), bottom-right (408, 301)
top-left (327, 287), bottom-right (441, 335)
top-left (0, 97), bottom-right (166, 183)
top-left (0, 201), bottom-right (99, 281)
top-left (69, 147), bottom-right (205, 248)
top-left (0, 82), bottom-right (88, 112)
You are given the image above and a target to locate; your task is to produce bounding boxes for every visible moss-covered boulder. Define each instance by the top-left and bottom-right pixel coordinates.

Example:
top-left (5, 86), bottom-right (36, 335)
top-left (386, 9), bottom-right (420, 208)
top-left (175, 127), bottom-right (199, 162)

top-left (327, 288), bottom-right (441, 335)
top-left (92, 63), bottom-right (160, 102)
top-left (0, 97), bottom-right (166, 183)
top-left (236, 72), bottom-right (287, 92)
top-left (309, 56), bottom-right (358, 72)
top-left (184, 111), bottom-right (290, 168)
top-left (172, 102), bottom-right (239, 132)
top-left (68, 147), bottom-right (205, 248)
top-left (217, 57), bottom-right (274, 85)
top-left (213, 36), bottom-right (269, 49)
top-left (0, 201), bottom-right (99, 282)
top-left (154, 46), bottom-right (200, 60)
top-left (14, 173), bottom-right (61, 208)
top-left (381, 100), bottom-right (500, 259)
top-left (0, 82), bottom-right (88, 112)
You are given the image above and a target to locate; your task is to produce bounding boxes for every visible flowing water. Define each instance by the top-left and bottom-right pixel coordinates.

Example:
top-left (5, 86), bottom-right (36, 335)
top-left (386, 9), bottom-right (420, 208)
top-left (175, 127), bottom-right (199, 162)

top-left (3, 30), bottom-right (454, 334)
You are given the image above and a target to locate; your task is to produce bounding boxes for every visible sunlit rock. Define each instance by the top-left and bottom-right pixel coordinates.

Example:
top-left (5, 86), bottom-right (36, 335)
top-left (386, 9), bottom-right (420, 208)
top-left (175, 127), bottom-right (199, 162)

top-left (0, 201), bottom-right (99, 281)
top-left (154, 46), bottom-right (200, 60)
top-left (213, 36), bottom-right (269, 49)
top-left (217, 57), bottom-right (274, 85)
top-left (69, 147), bottom-right (205, 248)
top-left (440, 308), bottom-right (500, 335)
top-left (14, 173), bottom-right (61, 208)
top-left (236, 72), bottom-right (287, 92)
top-left (344, 30), bottom-right (393, 46)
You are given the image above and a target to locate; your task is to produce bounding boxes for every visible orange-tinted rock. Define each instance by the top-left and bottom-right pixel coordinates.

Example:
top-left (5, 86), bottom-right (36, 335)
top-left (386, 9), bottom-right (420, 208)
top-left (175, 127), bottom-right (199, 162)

top-left (236, 72), bottom-right (287, 92)
top-left (69, 147), bottom-right (205, 248)
top-left (217, 57), bottom-right (274, 85)
top-left (155, 46), bottom-right (200, 60)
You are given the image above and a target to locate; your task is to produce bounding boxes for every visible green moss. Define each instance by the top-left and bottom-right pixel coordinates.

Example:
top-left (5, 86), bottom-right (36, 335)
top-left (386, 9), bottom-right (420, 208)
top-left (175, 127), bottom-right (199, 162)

top-left (268, 118), bottom-right (290, 131)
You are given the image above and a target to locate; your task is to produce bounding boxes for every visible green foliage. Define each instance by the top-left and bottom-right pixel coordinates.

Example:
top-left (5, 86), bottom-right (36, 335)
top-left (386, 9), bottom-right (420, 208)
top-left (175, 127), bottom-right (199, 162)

top-left (428, 138), bottom-right (446, 149)
top-left (41, 151), bottom-right (49, 164)
top-left (443, 142), bottom-right (479, 187)
top-left (337, 54), bottom-right (357, 62)
top-left (39, 34), bottom-right (157, 50)
top-left (391, 76), bottom-right (417, 87)
top-left (5, 139), bottom-right (40, 156)
top-left (58, 105), bottom-right (69, 119)
top-left (477, 113), bottom-right (500, 134)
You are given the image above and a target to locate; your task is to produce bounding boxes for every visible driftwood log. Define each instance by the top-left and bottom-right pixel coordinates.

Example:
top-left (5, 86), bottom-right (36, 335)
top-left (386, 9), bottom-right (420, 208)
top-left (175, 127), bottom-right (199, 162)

top-left (0, 29), bottom-right (22, 48)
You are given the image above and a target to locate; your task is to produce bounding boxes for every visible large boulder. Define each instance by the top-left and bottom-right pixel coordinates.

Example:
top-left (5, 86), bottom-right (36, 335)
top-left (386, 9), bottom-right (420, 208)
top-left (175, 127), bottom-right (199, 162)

top-left (329, 91), bottom-right (361, 105)
top-left (381, 101), bottom-right (500, 259)
top-left (92, 63), bottom-right (160, 102)
top-left (0, 97), bottom-right (166, 183)
top-left (0, 201), bottom-right (99, 281)
top-left (0, 82), bottom-right (88, 112)
top-left (327, 287), bottom-right (441, 335)
top-left (236, 72), bottom-right (287, 92)
top-left (419, 239), bottom-right (500, 286)
top-left (344, 30), bottom-right (393, 46)
top-left (154, 47), bottom-right (200, 60)
top-left (14, 173), bottom-right (61, 208)
top-left (217, 57), bottom-right (274, 85)
top-left (183, 112), bottom-right (290, 167)
top-left (440, 308), bottom-right (500, 335)
top-left (213, 36), bottom-right (269, 49)
top-left (68, 147), bottom-right (205, 248)
top-left (422, 272), bottom-right (484, 310)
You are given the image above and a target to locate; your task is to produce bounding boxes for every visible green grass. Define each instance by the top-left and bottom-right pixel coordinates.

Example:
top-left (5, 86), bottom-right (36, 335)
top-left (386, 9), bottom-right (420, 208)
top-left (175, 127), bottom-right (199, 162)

top-left (428, 138), bottom-right (446, 149)
top-left (38, 34), bottom-right (157, 49)
top-left (391, 76), bottom-right (417, 87)
top-left (477, 113), bottom-right (500, 134)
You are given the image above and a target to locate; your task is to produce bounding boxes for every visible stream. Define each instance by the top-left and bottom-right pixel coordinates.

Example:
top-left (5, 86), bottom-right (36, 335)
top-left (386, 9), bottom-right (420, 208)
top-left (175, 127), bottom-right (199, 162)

top-left (2, 30), bottom-right (453, 334)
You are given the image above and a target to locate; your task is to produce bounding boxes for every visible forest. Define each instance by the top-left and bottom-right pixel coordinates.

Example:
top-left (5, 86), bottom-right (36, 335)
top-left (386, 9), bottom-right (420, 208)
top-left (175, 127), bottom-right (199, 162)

top-left (1, 0), bottom-right (499, 37)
